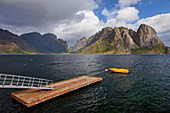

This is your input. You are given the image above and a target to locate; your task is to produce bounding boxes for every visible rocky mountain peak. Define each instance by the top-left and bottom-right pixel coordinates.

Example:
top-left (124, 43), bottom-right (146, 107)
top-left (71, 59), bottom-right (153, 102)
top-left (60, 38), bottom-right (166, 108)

top-left (102, 27), bottom-right (113, 31)
top-left (73, 24), bottom-right (167, 54)
top-left (0, 28), bottom-right (18, 37)
top-left (80, 37), bottom-right (87, 40)
top-left (135, 24), bottom-right (165, 49)
top-left (43, 33), bottom-right (57, 40)
top-left (0, 28), bottom-right (35, 53)
top-left (118, 27), bottom-right (138, 50)
top-left (21, 32), bottom-right (68, 53)
top-left (72, 37), bottom-right (87, 52)
top-left (21, 32), bottom-right (41, 36)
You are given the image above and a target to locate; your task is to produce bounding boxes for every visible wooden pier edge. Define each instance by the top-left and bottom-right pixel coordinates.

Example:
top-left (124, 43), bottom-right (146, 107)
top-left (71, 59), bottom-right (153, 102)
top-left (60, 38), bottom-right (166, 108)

top-left (11, 76), bottom-right (102, 107)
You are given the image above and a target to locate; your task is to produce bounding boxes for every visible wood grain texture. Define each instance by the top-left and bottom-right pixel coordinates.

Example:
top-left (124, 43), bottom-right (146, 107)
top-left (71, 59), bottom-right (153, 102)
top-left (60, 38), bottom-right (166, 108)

top-left (11, 76), bottom-right (102, 107)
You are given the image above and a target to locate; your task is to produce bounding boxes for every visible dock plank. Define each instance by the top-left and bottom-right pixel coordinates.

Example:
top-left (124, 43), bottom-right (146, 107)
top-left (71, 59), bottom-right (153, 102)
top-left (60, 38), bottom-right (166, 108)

top-left (11, 76), bottom-right (102, 107)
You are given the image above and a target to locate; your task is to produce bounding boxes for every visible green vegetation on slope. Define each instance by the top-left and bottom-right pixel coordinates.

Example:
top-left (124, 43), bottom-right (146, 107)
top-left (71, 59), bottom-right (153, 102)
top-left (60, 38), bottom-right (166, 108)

top-left (73, 24), bottom-right (169, 54)
top-left (0, 40), bottom-right (36, 54)
top-left (131, 47), bottom-right (167, 54)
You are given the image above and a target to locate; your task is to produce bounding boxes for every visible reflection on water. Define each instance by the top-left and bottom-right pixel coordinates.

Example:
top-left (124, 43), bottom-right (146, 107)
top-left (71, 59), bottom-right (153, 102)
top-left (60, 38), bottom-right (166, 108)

top-left (110, 72), bottom-right (129, 77)
top-left (0, 54), bottom-right (169, 113)
top-left (110, 73), bottom-right (130, 92)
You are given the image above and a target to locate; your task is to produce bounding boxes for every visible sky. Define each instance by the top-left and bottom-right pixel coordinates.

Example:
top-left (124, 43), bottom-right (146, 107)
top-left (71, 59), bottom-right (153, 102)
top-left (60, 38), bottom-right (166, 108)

top-left (0, 0), bottom-right (170, 47)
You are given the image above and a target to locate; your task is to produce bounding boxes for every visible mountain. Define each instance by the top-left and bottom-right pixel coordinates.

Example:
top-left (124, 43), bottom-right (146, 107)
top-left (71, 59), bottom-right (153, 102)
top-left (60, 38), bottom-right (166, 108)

top-left (134, 24), bottom-right (164, 49)
top-left (74, 24), bottom-right (167, 54)
top-left (72, 37), bottom-right (87, 52)
top-left (0, 29), bottom-right (34, 54)
top-left (21, 32), bottom-right (68, 53)
top-left (165, 46), bottom-right (170, 54)
top-left (0, 28), bottom-right (68, 54)
top-left (0, 24), bottom-right (168, 54)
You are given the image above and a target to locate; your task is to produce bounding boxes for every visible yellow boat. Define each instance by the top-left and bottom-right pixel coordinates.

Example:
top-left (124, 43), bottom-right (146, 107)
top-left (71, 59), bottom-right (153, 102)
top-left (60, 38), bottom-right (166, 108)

top-left (109, 68), bottom-right (129, 74)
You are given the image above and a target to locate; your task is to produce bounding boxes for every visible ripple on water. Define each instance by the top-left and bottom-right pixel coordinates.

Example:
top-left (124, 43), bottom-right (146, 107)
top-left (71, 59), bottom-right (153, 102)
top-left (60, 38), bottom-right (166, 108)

top-left (0, 55), bottom-right (169, 113)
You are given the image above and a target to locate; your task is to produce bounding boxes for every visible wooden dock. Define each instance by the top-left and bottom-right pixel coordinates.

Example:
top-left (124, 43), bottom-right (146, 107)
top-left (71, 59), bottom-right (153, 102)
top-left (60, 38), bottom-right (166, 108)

top-left (11, 76), bottom-right (102, 107)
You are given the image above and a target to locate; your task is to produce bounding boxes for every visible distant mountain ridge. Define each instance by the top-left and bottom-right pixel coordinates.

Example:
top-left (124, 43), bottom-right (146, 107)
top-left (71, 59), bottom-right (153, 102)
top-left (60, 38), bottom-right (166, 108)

top-left (0, 28), bottom-right (68, 54)
top-left (0, 24), bottom-right (169, 54)
top-left (72, 37), bottom-right (87, 52)
top-left (21, 32), bottom-right (68, 53)
top-left (73, 24), bottom-right (169, 54)
top-left (0, 28), bottom-right (34, 54)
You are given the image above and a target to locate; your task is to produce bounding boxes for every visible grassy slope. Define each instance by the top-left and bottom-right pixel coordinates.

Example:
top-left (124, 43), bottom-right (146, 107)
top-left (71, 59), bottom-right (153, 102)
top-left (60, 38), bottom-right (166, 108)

top-left (73, 27), bottom-right (169, 55)
top-left (0, 40), bottom-right (36, 54)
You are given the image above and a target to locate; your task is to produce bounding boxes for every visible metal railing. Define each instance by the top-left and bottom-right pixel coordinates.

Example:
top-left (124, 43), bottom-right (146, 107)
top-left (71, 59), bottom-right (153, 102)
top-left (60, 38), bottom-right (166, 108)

top-left (0, 73), bottom-right (54, 90)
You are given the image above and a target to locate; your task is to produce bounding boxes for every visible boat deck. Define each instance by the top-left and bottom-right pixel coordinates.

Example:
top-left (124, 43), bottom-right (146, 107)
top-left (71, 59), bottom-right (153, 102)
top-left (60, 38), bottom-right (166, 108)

top-left (11, 76), bottom-right (102, 107)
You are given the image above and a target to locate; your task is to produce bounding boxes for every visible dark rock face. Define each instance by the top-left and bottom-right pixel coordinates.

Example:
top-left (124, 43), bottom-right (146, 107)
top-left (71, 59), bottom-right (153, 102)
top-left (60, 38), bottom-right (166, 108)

top-left (119, 27), bottom-right (138, 50)
top-left (165, 46), bottom-right (170, 54)
top-left (74, 24), bottom-right (166, 54)
top-left (80, 27), bottom-right (140, 53)
top-left (135, 24), bottom-right (165, 49)
top-left (0, 28), bottom-right (68, 54)
top-left (86, 27), bottom-right (113, 47)
top-left (72, 37), bottom-right (87, 52)
top-left (21, 33), bottom-right (68, 53)
top-left (0, 29), bottom-right (34, 53)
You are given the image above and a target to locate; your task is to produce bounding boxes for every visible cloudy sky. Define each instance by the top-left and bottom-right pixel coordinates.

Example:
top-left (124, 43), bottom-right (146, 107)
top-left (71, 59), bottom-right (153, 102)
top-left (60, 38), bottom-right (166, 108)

top-left (0, 0), bottom-right (170, 47)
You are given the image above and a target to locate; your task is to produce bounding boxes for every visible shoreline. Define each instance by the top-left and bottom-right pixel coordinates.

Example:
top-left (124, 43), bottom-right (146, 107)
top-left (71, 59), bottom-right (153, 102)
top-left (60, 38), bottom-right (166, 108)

top-left (0, 52), bottom-right (169, 55)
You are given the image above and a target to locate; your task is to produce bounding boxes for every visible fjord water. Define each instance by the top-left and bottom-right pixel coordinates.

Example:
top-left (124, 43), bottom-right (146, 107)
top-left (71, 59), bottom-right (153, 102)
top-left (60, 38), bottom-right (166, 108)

top-left (0, 55), bottom-right (169, 113)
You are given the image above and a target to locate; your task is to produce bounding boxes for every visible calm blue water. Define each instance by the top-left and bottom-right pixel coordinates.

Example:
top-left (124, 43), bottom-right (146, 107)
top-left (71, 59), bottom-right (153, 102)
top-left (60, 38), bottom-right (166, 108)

top-left (0, 54), bottom-right (169, 113)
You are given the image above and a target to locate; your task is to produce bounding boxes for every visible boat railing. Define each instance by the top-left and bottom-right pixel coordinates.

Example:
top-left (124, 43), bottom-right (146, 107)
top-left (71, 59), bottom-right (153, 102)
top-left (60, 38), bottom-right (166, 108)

top-left (0, 73), bottom-right (54, 90)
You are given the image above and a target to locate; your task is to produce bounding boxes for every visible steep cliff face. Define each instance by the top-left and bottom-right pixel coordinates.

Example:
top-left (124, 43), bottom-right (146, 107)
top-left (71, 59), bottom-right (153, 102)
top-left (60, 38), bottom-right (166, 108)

top-left (20, 32), bottom-right (43, 52)
top-left (119, 27), bottom-right (138, 50)
top-left (0, 29), bottom-right (34, 53)
top-left (0, 39), bottom-right (29, 54)
top-left (42, 33), bottom-right (68, 53)
top-left (21, 32), bottom-right (68, 53)
top-left (80, 27), bottom-right (139, 54)
top-left (134, 24), bottom-right (165, 49)
top-left (0, 28), bottom-right (68, 54)
top-left (72, 37), bottom-right (87, 52)
top-left (74, 24), bottom-right (167, 54)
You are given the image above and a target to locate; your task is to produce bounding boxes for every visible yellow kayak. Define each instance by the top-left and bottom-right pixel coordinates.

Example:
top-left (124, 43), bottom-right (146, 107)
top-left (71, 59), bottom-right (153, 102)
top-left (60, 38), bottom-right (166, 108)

top-left (109, 68), bottom-right (129, 74)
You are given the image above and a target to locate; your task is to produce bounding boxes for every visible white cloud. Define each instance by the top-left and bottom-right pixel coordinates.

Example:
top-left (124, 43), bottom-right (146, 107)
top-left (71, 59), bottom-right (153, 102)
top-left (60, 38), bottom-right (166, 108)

top-left (102, 2), bottom-right (170, 35)
top-left (0, 0), bottom-right (100, 46)
top-left (136, 13), bottom-right (170, 33)
top-left (101, 0), bottom-right (140, 29)
top-left (105, 7), bottom-right (139, 29)
top-left (159, 33), bottom-right (170, 47)
top-left (53, 11), bottom-right (103, 46)
top-left (101, 8), bottom-right (117, 19)
top-left (119, 0), bottom-right (141, 9)
top-left (0, 0), bottom-right (98, 32)
top-left (1, 0), bottom-right (170, 47)
top-left (117, 7), bottom-right (139, 23)
top-left (134, 13), bottom-right (170, 46)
